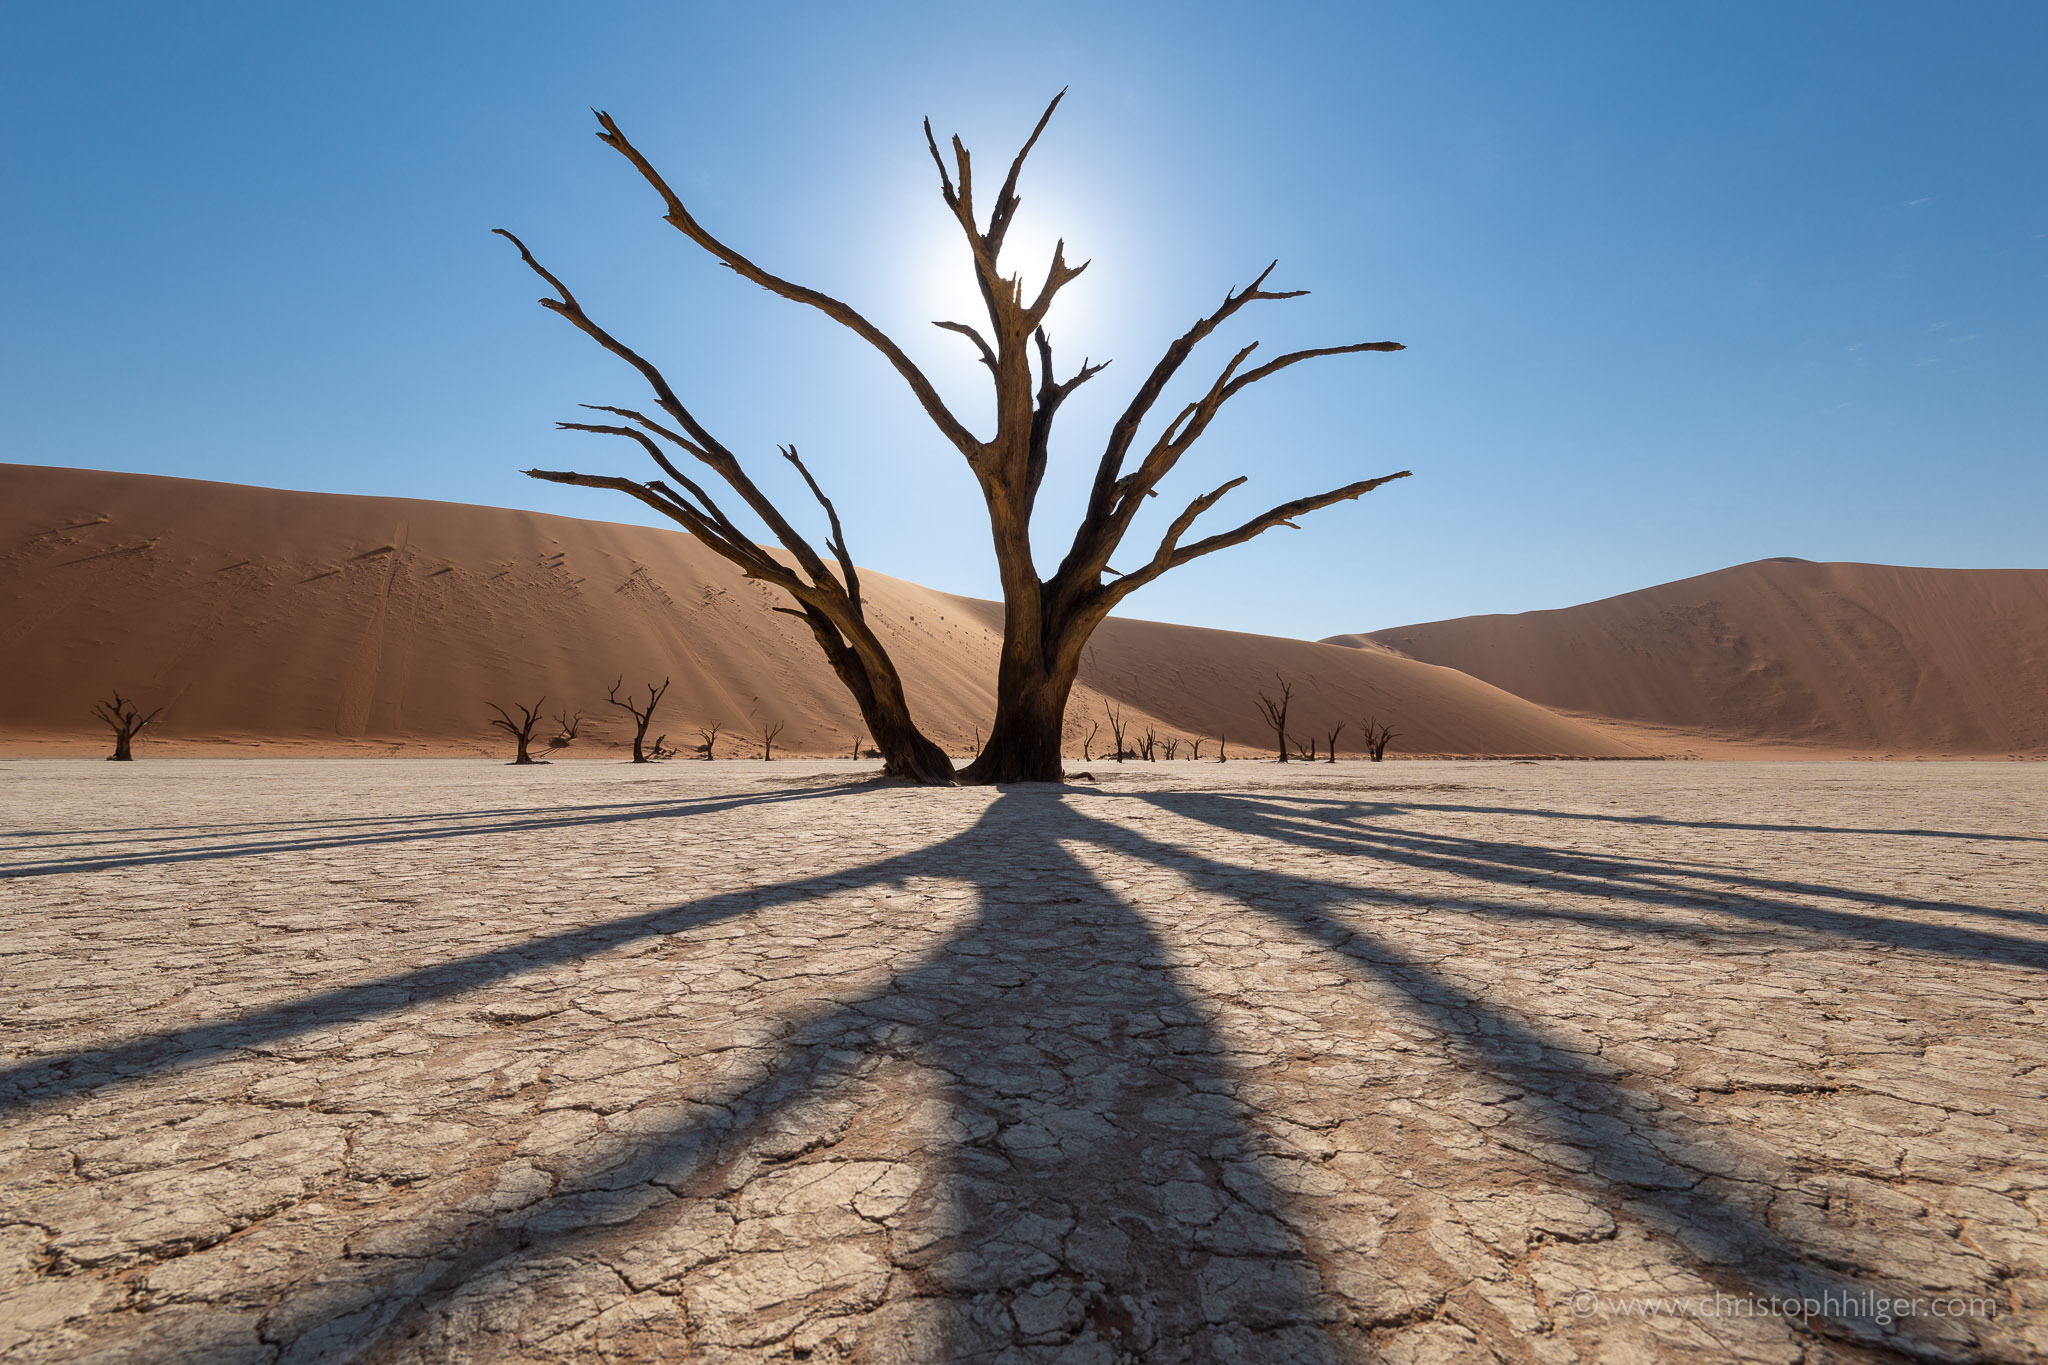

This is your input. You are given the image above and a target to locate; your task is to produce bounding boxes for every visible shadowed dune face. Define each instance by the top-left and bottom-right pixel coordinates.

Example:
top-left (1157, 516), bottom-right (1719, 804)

top-left (0, 464), bottom-right (1639, 759)
top-left (1335, 559), bottom-right (2048, 756)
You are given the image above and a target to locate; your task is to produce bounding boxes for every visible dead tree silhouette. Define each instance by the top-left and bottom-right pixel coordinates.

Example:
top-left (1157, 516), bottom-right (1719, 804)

top-left (1103, 699), bottom-right (1129, 764)
top-left (542, 709), bottom-right (582, 757)
top-left (501, 95), bottom-right (1408, 786)
top-left (1361, 716), bottom-right (1398, 762)
top-left (1325, 721), bottom-right (1345, 763)
top-left (605, 677), bottom-right (670, 763)
top-left (694, 721), bottom-right (723, 761)
top-left (759, 720), bottom-right (786, 761)
top-left (90, 692), bottom-right (162, 762)
top-left (1257, 675), bottom-right (1294, 762)
top-left (485, 700), bottom-right (547, 765)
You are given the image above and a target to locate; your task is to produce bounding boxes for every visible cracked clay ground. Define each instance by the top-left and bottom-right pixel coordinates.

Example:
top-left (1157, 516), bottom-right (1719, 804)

top-left (1, 759), bottom-right (2044, 1363)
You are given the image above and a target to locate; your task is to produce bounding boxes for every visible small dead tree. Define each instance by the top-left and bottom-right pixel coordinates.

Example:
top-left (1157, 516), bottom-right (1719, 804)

top-left (1218, 732), bottom-right (1228, 763)
top-left (649, 733), bottom-right (679, 760)
top-left (1257, 676), bottom-right (1294, 762)
top-left (1082, 718), bottom-right (1100, 761)
top-left (487, 699), bottom-right (548, 765)
top-left (1362, 717), bottom-right (1399, 762)
top-left (1103, 700), bottom-right (1130, 764)
top-left (1325, 722), bottom-right (1345, 764)
top-left (848, 731), bottom-right (866, 760)
top-left (1188, 737), bottom-right (1204, 760)
top-left (1138, 728), bottom-right (1159, 761)
top-left (606, 676), bottom-right (671, 762)
top-left (695, 721), bottom-right (723, 761)
top-left (760, 720), bottom-right (786, 760)
top-left (544, 709), bottom-right (584, 756)
top-left (1162, 737), bottom-right (1180, 760)
top-left (1293, 736), bottom-right (1317, 762)
top-left (92, 692), bottom-right (162, 762)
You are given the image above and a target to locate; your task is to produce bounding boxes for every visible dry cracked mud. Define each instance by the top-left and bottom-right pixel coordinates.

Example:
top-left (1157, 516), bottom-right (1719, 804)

top-left (1, 757), bottom-right (2043, 1363)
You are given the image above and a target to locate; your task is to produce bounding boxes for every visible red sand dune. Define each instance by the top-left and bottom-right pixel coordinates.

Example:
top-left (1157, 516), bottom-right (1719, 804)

top-left (1332, 559), bottom-right (2048, 756)
top-left (0, 465), bottom-right (1638, 760)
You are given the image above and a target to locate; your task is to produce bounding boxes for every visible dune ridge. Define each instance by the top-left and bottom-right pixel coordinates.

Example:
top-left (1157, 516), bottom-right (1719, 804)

top-left (0, 464), bottom-right (1640, 760)
top-left (1337, 558), bottom-right (2048, 756)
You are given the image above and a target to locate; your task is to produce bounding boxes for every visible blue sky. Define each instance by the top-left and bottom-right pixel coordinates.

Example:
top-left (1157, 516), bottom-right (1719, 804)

top-left (4, 1), bottom-right (2042, 637)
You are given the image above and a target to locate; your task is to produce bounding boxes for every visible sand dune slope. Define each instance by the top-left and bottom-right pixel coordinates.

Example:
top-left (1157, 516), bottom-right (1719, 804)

top-left (0, 465), bottom-right (1637, 759)
top-left (1335, 559), bottom-right (2048, 754)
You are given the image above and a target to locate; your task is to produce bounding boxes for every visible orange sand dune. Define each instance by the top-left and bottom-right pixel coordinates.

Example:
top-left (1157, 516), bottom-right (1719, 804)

top-left (0, 465), bottom-right (1639, 760)
top-left (1333, 558), bottom-right (2048, 756)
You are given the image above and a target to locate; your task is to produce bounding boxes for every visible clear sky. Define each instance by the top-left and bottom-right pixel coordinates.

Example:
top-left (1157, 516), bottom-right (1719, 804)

top-left (4, 1), bottom-right (2043, 638)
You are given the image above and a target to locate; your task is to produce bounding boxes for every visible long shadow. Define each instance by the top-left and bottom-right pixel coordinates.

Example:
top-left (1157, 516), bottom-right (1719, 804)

top-left (1122, 789), bottom-right (2048, 956)
top-left (0, 782), bottom-right (876, 879)
top-left (15, 785), bottom-right (2021, 1357)
top-left (282, 792), bottom-right (1347, 1362)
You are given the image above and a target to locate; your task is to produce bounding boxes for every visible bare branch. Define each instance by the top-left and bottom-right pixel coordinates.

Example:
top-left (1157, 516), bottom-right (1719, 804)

top-left (933, 320), bottom-right (997, 371)
top-left (1109, 469), bottom-right (1413, 604)
top-left (986, 88), bottom-right (1066, 255)
top-left (780, 444), bottom-right (861, 615)
top-left (590, 111), bottom-right (982, 460)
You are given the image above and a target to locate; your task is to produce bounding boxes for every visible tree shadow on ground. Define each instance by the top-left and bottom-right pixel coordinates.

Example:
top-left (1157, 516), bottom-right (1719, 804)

top-left (12, 785), bottom-right (2030, 1360)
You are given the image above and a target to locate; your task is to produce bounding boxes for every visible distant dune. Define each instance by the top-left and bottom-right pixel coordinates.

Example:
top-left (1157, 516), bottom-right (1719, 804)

top-left (1334, 559), bottom-right (2048, 756)
top-left (0, 465), bottom-right (1639, 760)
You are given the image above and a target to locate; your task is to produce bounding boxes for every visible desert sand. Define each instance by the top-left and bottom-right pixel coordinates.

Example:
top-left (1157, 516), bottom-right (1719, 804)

top-left (2, 758), bottom-right (2042, 1361)
top-left (1334, 559), bottom-right (2048, 758)
top-left (0, 465), bottom-right (1639, 762)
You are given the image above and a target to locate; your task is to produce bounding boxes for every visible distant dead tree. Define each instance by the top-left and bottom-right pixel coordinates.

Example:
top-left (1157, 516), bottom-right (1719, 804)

top-left (1293, 736), bottom-right (1317, 762)
top-left (1217, 732), bottom-right (1228, 763)
top-left (606, 676), bottom-right (671, 762)
top-left (91, 692), bottom-right (162, 762)
top-left (487, 699), bottom-right (548, 765)
top-left (649, 733), bottom-right (679, 760)
top-left (1362, 717), bottom-right (1399, 762)
top-left (1162, 737), bottom-right (1180, 760)
top-left (848, 731), bottom-right (865, 760)
top-left (1103, 701), bottom-right (1130, 764)
top-left (1138, 728), bottom-right (1159, 761)
top-left (1082, 719), bottom-right (1100, 761)
top-left (503, 96), bottom-right (1408, 785)
top-left (694, 721), bottom-right (724, 761)
top-left (1257, 676), bottom-right (1294, 762)
top-left (1188, 737), bottom-right (1204, 761)
top-left (544, 710), bottom-right (584, 757)
top-left (1325, 722), bottom-right (1345, 764)
top-left (760, 720), bottom-right (786, 760)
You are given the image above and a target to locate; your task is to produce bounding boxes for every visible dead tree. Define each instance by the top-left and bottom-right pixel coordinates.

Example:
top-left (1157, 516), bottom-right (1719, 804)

top-left (1325, 722), bottom-right (1345, 764)
top-left (606, 676), bottom-right (671, 762)
top-left (487, 699), bottom-right (547, 765)
top-left (1293, 736), bottom-right (1317, 762)
top-left (1218, 732), bottom-right (1228, 763)
top-left (1257, 676), bottom-right (1294, 763)
top-left (1162, 737), bottom-right (1180, 760)
top-left (649, 733), bottom-right (679, 760)
top-left (1362, 717), bottom-right (1399, 762)
top-left (1139, 728), bottom-right (1159, 761)
top-left (544, 709), bottom-right (584, 757)
top-left (760, 720), bottom-right (786, 761)
top-left (1082, 719), bottom-right (1100, 761)
top-left (1103, 700), bottom-right (1129, 764)
top-left (92, 692), bottom-right (162, 762)
top-left (1188, 738), bottom-right (1204, 761)
top-left (848, 731), bottom-right (866, 760)
top-left (695, 721), bottom-right (723, 761)
top-left (503, 98), bottom-right (1407, 786)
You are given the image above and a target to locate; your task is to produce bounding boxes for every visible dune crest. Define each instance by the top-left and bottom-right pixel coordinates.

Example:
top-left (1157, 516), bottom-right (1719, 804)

top-left (1341, 559), bottom-right (2048, 755)
top-left (0, 465), bottom-right (1638, 759)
